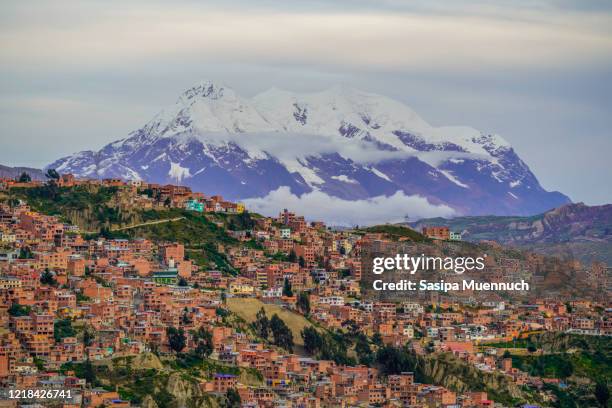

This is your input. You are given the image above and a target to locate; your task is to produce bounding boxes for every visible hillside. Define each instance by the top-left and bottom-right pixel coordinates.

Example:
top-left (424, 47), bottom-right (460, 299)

top-left (3, 185), bottom-right (246, 274)
top-left (0, 164), bottom-right (45, 180)
top-left (358, 224), bottom-right (430, 242)
top-left (484, 333), bottom-right (612, 407)
top-left (410, 203), bottom-right (612, 265)
top-left (226, 297), bottom-right (316, 352)
top-left (61, 353), bottom-right (262, 408)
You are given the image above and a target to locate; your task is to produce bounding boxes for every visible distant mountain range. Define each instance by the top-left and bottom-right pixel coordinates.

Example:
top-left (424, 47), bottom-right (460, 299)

top-left (0, 164), bottom-right (44, 180)
top-left (411, 203), bottom-right (612, 265)
top-left (47, 80), bottom-right (570, 219)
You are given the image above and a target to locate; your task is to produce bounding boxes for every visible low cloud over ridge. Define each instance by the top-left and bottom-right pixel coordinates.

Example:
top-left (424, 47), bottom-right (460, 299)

top-left (243, 187), bottom-right (455, 226)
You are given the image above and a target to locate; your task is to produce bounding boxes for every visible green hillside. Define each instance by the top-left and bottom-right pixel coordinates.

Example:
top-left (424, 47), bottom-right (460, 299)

top-left (3, 185), bottom-right (252, 274)
top-left (358, 224), bottom-right (429, 242)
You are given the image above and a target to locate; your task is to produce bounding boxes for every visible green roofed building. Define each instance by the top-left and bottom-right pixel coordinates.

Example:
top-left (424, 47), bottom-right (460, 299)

top-left (152, 269), bottom-right (178, 285)
top-left (186, 199), bottom-right (204, 212)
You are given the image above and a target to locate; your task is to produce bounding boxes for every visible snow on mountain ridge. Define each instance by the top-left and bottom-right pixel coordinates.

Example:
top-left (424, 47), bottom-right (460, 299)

top-left (47, 80), bottom-right (571, 219)
top-left (143, 81), bottom-right (507, 160)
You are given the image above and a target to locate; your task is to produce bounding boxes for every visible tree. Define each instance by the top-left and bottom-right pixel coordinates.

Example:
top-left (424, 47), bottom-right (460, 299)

top-left (33, 357), bottom-right (46, 371)
top-left (167, 327), bottom-right (186, 353)
top-left (318, 332), bottom-right (355, 366)
top-left (45, 168), bottom-right (60, 180)
top-left (254, 308), bottom-right (269, 339)
top-left (8, 303), bottom-right (31, 317)
top-left (40, 269), bottom-right (57, 286)
top-left (282, 278), bottom-right (293, 297)
top-left (163, 197), bottom-right (172, 207)
top-left (355, 334), bottom-right (373, 365)
top-left (225, 388), bottom-right (241, 408)
top-left (342, 319), bottom-right (360, 338)
top-left (177, 277), bottom-right (188, 287)
top-left (288, 250), bottom-right (297, 263)
top-left (376, 345), bottom-right (416, 376)
top-left (17, 172), bottom-right (31, 183)
top-left (302, 326), bottom-right (323, 355)
top-left (83, 358), bottom-right (97, 385)
top-left (297, 292), bottom-right (310, 315)
top-left (181, 308), bottom-right (192, 325)
top-left (18, 246), bottom-right (33, 259)
top-left (595, 382), bottom-right (610, 407)
top-left (270, 314), bottom-right (294, 352)
top-left (83, 327), bottom-right (95, 347)
top-left (193, 327), bottom-right (214, 359)
top-left (298, 256), bottom-right (306, 268)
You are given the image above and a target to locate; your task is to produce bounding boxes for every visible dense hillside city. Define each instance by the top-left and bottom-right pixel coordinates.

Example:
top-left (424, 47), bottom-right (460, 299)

top-left (0, 173), bottom-right (610, 408)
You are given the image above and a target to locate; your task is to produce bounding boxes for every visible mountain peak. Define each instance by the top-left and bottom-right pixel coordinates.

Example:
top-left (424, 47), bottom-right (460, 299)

top-left (179, 80), bottom-right (235, 103)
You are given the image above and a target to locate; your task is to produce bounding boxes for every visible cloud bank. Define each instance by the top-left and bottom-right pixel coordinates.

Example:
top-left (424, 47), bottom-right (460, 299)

top-left (2, 2), bottom-right (611, 72)
top-left (181, 131), bottom-right (491, 167)
top-left (243, 187), bottom-right (455, 226)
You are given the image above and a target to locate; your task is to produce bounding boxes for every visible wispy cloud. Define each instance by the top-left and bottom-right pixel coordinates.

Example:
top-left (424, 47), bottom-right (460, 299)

top-left (244, 186), bottom-right (455, 225)
top-left (1, 1), bottom-right (611, 72)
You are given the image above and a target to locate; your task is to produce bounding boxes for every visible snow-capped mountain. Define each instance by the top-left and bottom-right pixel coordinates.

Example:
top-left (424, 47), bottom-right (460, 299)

top-left (48, 81), bottom-right (570, 221)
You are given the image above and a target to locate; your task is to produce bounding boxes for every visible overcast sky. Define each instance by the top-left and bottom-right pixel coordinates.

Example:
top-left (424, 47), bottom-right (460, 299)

top-left (1, 0), bottom-right (611, 204)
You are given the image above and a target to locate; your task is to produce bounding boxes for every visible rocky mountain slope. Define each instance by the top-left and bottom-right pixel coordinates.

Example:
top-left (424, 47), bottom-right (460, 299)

top-left (412, 203), bottom-right (611, 244)
top-left (411, 202), bottom-right (612, 265)
top-left (48, 81), bottom-right (569, 218)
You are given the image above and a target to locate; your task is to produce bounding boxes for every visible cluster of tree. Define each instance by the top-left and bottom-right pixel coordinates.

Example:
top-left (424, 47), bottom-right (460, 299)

top-left (17, 172), bottom-right (31, 183)
top-left (8, 303), bottom-right (31, 317)
top-left (224, 388), bottom-right (241, 408)
top-left (54, 319), bottom-right (76, 342)
top-left (253, 308), bottom-right (294, 352)
top-left (167, 326), bottom-right (186, 353)
top-left (166, 325), bottom-right (214, 360)
top-left (227, 212), bottom-right (255, 231)
top-left (296, 291), bottom-right (310, 315)
top-left (45, 169), bottom-right (60, 182)
top-left (282, 278), bottom-right (293, 297)
top-left (180, 308), bottom-right (192, 326)
top-left (375, 344), bottom-right (420, 376)
top-left (192, 326), bottom-right (214, 359)
top-left (302, 327), bottom-right (323, 355)
top-left (82, 359), bottom-right (98, 386)
top-left (287, 250), bottom-right (306, 267)
top-left (18, 246), bottom-right (34, 259)
top-left (595, 382), bottom-right (610, 408)
top-left (82, 326), bottom-right (96, 347)
top-left (301, 326), bottom-right (374, 366)
top-left (40, 269), bottom-right (57, 286)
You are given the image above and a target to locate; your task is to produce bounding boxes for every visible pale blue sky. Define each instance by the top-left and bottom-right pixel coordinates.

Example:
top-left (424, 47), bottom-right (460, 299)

top-left (0, 0), bottom-right (611, 204)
